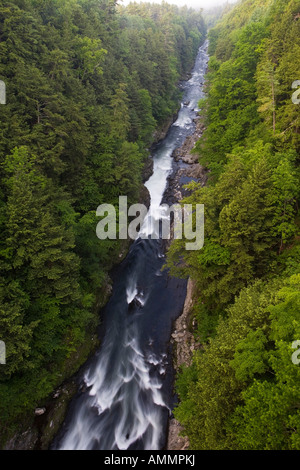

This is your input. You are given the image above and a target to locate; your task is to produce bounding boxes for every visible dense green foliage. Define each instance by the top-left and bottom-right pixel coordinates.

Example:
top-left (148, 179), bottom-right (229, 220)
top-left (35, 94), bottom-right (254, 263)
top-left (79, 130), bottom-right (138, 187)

top-left (166, 0), bottom-right (300, 449)
top-left (0, 0), bottom-right (206, 439)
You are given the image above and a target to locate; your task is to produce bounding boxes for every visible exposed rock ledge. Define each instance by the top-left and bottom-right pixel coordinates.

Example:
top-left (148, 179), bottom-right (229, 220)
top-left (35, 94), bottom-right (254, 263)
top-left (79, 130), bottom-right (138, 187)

top-left (164, 118), bottom-right (207, 451)
top-left (167, 278), bottom-right (198, 450)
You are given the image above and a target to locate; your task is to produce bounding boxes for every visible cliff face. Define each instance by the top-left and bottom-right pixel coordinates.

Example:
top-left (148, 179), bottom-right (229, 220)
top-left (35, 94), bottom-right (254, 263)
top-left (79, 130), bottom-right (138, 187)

top-left (170, 279), bottom-right (198, 370)
top-left (167, 278), bottom-right (199, 450)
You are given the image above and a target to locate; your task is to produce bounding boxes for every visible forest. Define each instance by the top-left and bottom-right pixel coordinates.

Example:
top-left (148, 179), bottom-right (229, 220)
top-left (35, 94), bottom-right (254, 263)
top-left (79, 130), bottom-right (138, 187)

top-left (1, 0), bottom-right (299, 452)
top-left (0, 0), bottom-right (206, 443)
top-left (166, 0), bottom-right (300, 450)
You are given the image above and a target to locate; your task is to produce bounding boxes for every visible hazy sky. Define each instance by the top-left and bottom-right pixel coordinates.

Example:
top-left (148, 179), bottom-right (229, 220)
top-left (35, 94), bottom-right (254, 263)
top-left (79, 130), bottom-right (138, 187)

top-left (121, 0), bottom-right (237, 10)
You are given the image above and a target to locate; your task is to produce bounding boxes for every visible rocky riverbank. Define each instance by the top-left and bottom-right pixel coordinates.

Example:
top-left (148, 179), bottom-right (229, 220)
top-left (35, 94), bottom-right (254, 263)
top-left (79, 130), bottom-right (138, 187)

top-left (162, 117), bottom-right (208, 206)
top-left (164, 117), bottom-right (208, 451)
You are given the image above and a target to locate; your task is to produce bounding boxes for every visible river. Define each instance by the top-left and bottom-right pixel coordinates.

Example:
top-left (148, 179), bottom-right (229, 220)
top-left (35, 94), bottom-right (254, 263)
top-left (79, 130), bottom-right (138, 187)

top-left (51, 39), bottom-right (209, 451)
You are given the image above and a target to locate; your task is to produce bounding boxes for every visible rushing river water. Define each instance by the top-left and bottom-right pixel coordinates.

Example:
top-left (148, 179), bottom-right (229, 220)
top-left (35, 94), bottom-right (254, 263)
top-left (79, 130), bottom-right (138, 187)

top-left (52, 40), bottom-right (208, 451)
